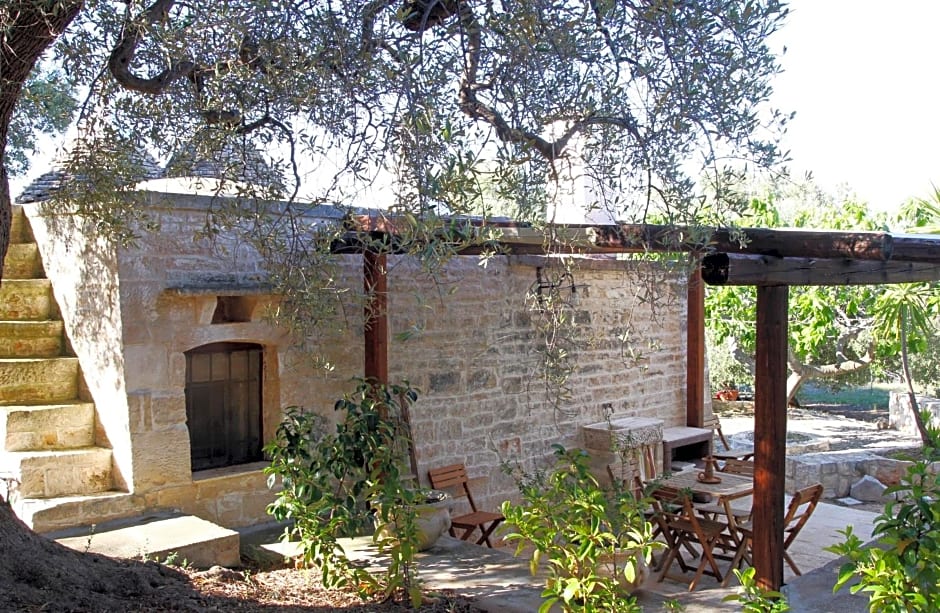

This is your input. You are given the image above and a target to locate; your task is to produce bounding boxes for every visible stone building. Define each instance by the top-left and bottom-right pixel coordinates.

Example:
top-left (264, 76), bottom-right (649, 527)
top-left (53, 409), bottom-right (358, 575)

top-left (2, 157), bottom-right (697, 539)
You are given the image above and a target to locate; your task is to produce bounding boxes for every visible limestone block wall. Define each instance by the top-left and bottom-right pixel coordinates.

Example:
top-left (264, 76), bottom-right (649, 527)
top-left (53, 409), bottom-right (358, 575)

top-left (114, 191), bottom-right (360, 501)
top-left (889, 391), bottom-right (940, 435)
top-left (386, 255), bottom-right (688, 513)
top-left (27, 188), bottom-right (690, 529)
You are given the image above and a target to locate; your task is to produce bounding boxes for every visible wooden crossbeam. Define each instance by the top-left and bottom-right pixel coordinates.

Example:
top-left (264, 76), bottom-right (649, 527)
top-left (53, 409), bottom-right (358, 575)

top-left (702, 253), bottom-right (940, 286)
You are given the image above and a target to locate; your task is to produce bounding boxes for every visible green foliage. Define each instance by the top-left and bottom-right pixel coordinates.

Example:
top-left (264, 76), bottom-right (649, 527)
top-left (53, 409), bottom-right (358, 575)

top-left (706, 191), bottom-right (896, 395)
top-left (7, 1), bottom-right (789, 225)
top-left (827, 460), bottom-right (940, 611)
top-left (500, 445), bottom-right (659, 613)
top-left (264, 380), bottom-right (423, 606)
top-left (873, 284), bottom-right (937, 358)
top-left (7, 67), bottom-right (77, 176)
top-left (722, 567), bottom-right (790, 612)
top-left (707, 333), bottom-right (755, 393)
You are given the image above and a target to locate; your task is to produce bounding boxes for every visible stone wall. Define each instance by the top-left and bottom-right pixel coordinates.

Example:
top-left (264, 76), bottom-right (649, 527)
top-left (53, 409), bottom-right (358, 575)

top-left (388, 255), bottom-right (690, 513)
top-left (27, 189), bottom-right (691, 527)
top-left (889, 391), bottom-right (940, 435)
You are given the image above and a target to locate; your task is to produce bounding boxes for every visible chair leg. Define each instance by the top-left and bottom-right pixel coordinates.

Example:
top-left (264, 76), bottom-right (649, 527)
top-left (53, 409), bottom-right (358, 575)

top-left (784, 551), bottom-right (802, 576)
top-left (688, 539), bottom-right (724, 591)
top-left (477, 522), bottom-right (501, 547)
top-left (721, 538), bottom-right (751, 587)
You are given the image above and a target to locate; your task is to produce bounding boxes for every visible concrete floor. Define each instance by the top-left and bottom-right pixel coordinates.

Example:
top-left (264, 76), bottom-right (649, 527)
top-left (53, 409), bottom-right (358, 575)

top-left (423, 500), bottom-right (877, 612)
top-left (261, 500), bottom-right (878, 611)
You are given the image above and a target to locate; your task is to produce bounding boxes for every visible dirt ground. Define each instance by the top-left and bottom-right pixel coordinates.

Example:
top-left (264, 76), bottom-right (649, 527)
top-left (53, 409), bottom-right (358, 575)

top-left (0, 504), bottom-right (486, 613)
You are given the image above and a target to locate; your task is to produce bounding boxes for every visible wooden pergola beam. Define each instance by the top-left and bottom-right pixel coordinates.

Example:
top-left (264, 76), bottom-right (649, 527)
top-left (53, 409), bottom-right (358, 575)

top-left (703, 253), bottom-right (940, 286)
top-left (344, 217), bottom-right (940, 264)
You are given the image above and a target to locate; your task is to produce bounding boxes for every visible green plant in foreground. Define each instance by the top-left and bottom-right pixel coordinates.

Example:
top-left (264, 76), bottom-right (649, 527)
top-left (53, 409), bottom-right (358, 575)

top-left (264, 380), bottom-right (423, 606)
top-left (500, 445), bottom-right (658, 613)
top-left (827, 458), bottom-right (940, 612)
top-left (722, 567), bottom-right (789, 612)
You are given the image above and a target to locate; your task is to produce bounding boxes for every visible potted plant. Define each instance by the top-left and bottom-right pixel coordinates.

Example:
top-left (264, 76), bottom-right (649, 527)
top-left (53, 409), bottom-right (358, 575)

top-left (500, 445), bottom-right (660, 612)
top-left (716, 380), bottom-right (739, 401)
top-left (375, 488), bottom-right (453, 552)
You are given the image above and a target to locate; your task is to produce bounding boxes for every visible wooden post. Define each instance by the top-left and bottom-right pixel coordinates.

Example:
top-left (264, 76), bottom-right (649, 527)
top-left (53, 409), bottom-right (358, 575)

top-left (363, 251), bottom-right (389, 389)
top-left (753, 284), bottom-right (789, 591)
top-left (687, 262), bottom-right (705, 427)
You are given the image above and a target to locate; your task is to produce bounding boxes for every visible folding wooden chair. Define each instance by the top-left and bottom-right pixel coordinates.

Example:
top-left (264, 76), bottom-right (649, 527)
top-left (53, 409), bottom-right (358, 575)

top-left (721, 482), bottom-right (824, 584)
top-left (428, 463), bottom-right (504, 548)
top-left (710, 415), bottom-right (755, 462)
top-left (651, 485), bottom-right (731, 590)
top-left (719, 458), bottom-right (755, 476)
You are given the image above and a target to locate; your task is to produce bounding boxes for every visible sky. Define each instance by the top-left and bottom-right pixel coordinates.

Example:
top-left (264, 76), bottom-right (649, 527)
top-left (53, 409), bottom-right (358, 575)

top-left (9, 2), bottom-right (940, 214)
top-left (769, 0), bottom-right (940, 213)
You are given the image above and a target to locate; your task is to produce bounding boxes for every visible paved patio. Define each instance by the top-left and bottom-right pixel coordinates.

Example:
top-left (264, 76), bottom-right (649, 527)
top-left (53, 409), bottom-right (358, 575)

top-left (258, 498), bottom-right (878, 610)
top-left (413, 500), bottom-right (877, 611)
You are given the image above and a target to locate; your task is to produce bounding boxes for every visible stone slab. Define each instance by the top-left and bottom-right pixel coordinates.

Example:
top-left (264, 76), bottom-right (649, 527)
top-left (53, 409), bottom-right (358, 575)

top-left (54, 513), bottom-right (240, 569)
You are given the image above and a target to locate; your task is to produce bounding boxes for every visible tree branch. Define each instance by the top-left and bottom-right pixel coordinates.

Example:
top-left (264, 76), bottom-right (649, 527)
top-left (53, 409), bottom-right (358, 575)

top-left (107, 0), bottom-right (239, 126)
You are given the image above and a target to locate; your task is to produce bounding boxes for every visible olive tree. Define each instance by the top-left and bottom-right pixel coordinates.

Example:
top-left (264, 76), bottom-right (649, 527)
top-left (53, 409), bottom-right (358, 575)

top-left (706, 190), bottom-right (891, 404)
top-left (3, 1), bottom-right (790, 272)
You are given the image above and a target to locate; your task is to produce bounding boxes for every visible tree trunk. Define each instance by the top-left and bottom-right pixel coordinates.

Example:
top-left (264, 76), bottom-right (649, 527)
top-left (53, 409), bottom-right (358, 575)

top-left (0, 1), bottom-right (84, 280)
top-left (900, 309), bottom-right (931, 446)
top-left (785, 345), bottom-right (874, 405)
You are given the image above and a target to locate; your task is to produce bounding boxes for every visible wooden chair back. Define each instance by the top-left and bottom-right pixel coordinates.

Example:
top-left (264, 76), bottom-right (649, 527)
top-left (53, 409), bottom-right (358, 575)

top-left (428, 463), bottom-right (504, 547)
top-left (783, 482), bottom-right (823, 549)
top-left (428, 463), bottom-right (479, 511)
top-left (720, 458), bottom-right (755, 476)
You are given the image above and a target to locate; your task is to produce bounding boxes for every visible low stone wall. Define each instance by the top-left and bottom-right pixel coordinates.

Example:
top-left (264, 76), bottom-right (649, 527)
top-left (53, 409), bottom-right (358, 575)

top-left (785, 450), bottom-right (925, 498)
top-left (889, 391), bottom-right (940, 435)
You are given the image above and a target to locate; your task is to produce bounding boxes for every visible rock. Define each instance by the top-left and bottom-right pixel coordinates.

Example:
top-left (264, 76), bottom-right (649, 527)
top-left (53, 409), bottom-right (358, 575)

top-left (850, 475), bottom-right (888, 502)
top-left (836, 497), bottom-right (863, 506)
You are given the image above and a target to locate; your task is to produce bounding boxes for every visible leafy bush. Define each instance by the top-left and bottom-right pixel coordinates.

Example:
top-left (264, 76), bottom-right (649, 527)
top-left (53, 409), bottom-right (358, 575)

top-left (264, 380), bottom-right (423, 606)
top-left (500, 445), bottom-right (659, 613)
top-left (723, 567), bottom-right (790, 612)
top-left (827, 459), bottom-right (940, 611)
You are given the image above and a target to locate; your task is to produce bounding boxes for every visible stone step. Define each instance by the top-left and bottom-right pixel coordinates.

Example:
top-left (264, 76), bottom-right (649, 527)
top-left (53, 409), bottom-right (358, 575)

top-left (10, 205), bottom-right (34, 244)
top-left (3, 243), bottom-right (44, 279)
top-left (53, 513), bottom-right (241, 569)
top-left (15, 491), bottom-right (144, 534)
top-left (0, 320), bottom-right (64, 358)
top-left (5, 447), bottom-right (113, 498)
top-left (1, 401), bottom-right (95, 452)
top-left (0, 279), bottom-right (55, 320)
top-left (0, 357), bottom-right (79, 405)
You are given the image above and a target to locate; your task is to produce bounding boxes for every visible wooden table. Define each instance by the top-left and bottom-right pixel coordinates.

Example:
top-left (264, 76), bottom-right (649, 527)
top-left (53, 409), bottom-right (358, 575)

top-left (655, 470), bottom-right (753, 500)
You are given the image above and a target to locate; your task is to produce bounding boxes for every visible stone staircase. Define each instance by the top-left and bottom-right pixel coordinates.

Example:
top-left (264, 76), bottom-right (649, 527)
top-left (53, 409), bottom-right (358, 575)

top-left (1, 206), bottom-right (242, 568)
top-left (0, 205), bottom-right (129, 530)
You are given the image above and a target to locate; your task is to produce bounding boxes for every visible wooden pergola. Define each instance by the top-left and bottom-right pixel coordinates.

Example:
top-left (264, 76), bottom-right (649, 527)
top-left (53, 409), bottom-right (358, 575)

top-left (345, 216), bottom-right (940, 591)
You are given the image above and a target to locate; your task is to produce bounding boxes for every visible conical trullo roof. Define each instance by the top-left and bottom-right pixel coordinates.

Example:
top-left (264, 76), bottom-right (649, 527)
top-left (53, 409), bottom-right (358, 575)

top-left (16, 134), bottom-right (164, 204)
top-left (164, 139), bottom-right (285, 196)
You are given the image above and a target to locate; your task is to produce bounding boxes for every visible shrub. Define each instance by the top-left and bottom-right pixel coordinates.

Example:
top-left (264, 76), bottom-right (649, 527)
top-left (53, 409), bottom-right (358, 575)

top-left (827, 459), bottom-right (940, 611)
top-left (500, 445), bottom-right (659, 613)
top-left (264, 380), bottom-right (423, 606)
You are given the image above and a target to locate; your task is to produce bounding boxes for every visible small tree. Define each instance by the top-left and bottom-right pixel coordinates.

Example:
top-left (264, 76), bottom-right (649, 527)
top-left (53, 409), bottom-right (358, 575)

top-left (872, 284), bottom-right (937, 446)
top-left (706, 192), bottom-right (887, 403)
top-left (264, 380), bottom-right (424, 606)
